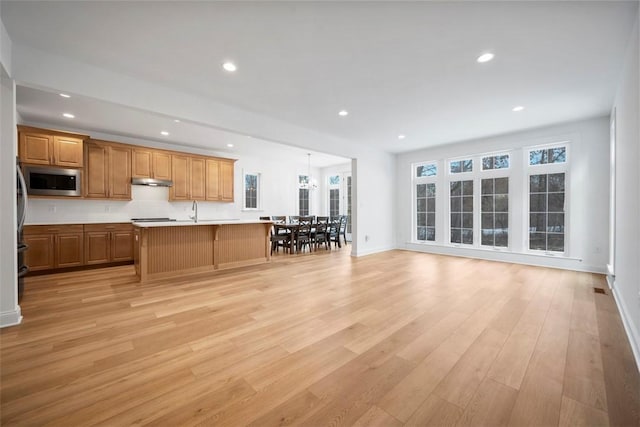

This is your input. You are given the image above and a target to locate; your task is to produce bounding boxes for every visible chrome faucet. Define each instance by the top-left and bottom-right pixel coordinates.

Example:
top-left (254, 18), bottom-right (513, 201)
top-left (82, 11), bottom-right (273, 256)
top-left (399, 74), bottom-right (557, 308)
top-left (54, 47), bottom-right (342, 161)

top-left (190, 200), bottom-right (198, 223)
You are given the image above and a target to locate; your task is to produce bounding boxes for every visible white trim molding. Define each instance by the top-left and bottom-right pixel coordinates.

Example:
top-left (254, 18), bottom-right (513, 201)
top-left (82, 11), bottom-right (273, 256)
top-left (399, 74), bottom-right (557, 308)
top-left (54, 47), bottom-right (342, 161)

top-left (0, 306), bottom-right (22, 328)
top-left (611, 283), bottom-right (640, 373)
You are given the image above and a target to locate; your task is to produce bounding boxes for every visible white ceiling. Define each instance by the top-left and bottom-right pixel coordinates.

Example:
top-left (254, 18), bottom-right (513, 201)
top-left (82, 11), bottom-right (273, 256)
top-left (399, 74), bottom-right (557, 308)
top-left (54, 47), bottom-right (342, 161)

top-left (3, 1), bottom-right (638, 153)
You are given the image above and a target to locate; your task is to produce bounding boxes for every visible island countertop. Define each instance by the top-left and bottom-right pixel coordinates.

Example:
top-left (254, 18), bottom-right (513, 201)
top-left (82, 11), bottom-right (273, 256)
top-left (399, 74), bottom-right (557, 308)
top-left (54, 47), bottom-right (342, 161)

top-left (132, 219), bottom-right (272, 228)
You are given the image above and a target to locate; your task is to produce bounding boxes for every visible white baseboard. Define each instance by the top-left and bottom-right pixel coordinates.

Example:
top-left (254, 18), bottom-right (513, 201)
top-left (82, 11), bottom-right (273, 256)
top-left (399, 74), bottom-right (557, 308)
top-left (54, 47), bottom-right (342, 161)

top-left (0, 306), bottom-right (22, 328)
top-left (401, 243), bottom-right (607, 274)
top-left (352, 245), bottom-right (394, 257)
top-left (611, 284), bottom-right (640, 373)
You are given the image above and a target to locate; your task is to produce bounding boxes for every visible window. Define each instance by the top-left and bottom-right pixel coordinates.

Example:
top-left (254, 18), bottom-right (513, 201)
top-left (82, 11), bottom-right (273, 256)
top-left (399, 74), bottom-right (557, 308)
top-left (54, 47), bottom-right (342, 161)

top-left (417, 183), bottom-right (436, 241)
top-left (481, 177), bottom-right (509, 247)
top-left (529, 173), bottom-right (565, 252)
top-left (299, 189), bottom-right (309, 216)
top-left (329, 189), bottom-right (340, 217)
top-left (243, 172), bottom-right (260, 210)
top-left (450, 159), bottom-right (473, 174)
top-left (482, 154), bottom-right (510, 170)
top-left (450, 180), bottom-right (473, 244)
top-left (413, 162), bottom-right (437, 242)
top-left (416, 164), bottom-right (437, 177)
top-left (298, 174), bottom-right (310, 215)
top-left (328, 175), bottom-right (340, 218)
top-left (529, 146), bottom-right (567, 165)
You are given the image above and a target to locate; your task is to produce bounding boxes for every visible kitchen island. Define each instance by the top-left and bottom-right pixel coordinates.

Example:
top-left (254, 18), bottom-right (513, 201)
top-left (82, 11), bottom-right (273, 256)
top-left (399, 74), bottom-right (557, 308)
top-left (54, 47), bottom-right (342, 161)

top-left (132, 220), bottom-right (272, 282)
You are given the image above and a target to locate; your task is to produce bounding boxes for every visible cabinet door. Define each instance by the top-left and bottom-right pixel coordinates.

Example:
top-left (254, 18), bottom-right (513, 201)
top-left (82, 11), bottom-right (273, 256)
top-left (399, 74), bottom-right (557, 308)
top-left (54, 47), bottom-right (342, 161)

top-left (84, 232), bottom-right (111, 265)
top-left (56, 233), bottom-right (84, 268)
top-left (220, 160), bottom-right (234, 202)
top-left (112, 231), bottom-right (133, 261)
top-left (170, 155), bottom-right (190, 200)
top-left (19, 132), bottom-right (52, 165)
top-left (190, 157), bottom-right (206, 201)
top-left (23, 234), bottom-right (55, 271)
top-left (205, 159), bottom-right (220, 201)
top-left (153, 151), bottom-right (172, 180)
top-left (54, 136), bottom-right (84, 167)
top-left (85, 142), bottom-right (109, 198)
top-left (109, 146), bottom-right (132, 199)
top-left (132, 149), bottom-right (153, 178)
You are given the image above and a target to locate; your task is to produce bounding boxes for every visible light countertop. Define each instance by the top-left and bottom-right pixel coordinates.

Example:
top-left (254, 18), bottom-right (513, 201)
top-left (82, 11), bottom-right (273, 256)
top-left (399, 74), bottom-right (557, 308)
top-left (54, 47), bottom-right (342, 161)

top-left (132, 219), bottom-right (272, 228)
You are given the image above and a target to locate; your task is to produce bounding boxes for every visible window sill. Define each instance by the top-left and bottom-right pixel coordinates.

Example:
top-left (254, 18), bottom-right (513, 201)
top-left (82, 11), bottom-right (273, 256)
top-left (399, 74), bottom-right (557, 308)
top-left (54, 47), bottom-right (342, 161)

top-left (408, 240), bottom-right (581, 261)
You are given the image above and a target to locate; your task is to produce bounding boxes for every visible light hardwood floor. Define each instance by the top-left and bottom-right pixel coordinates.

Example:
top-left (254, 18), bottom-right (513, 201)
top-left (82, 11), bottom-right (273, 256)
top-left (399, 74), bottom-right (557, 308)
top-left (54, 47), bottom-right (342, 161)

top-left (1, 249), bottom-right (638, 426)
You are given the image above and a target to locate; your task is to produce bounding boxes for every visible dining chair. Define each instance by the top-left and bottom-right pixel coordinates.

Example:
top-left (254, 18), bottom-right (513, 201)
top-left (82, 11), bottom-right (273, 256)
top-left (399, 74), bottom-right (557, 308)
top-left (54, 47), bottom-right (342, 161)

top-left (289, 215), bottom-right (300, 224)
top-left (327, 218), bottom-right (341, 248)
top-left (313, 221), bottom-right (329, 250)
top-left (296, 222), bottom-right (313, 253)
top-left (339, 215), bottom-right (348, 246)
top-left (316, 216), bottom-right (329, 224)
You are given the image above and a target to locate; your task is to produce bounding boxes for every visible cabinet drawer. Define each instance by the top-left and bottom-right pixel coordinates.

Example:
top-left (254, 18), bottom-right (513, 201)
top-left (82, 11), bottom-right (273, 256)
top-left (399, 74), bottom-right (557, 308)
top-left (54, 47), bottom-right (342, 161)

top-left (84, 223), bottom-right (132, 232)
top-left (24, 224), bottom-right (84, 235)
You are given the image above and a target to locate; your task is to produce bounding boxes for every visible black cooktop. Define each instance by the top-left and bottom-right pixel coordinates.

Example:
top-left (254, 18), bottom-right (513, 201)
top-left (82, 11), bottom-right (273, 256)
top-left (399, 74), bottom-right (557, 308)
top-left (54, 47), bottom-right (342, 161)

top-left (131, 218), bottom-right (177, 222)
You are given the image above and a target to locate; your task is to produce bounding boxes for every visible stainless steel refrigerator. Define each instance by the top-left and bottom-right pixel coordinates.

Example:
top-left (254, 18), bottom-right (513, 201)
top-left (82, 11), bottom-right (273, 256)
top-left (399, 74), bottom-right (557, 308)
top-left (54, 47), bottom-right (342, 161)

top-left (17, 157), bottom-right (28, 301)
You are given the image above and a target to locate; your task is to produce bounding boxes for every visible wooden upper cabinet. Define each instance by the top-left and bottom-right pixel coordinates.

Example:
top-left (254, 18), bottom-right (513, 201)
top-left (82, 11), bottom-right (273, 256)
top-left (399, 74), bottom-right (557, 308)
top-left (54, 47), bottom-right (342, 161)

top-left (132, 148), bottom-right (171, 181)
top-left (85, 142), bottom-right (109, 198)
top-left (205, 159), bottom-right (220, 201)
top-left (54, 136), bottom-right (84, 167)
top-left (19, 132), bottom-right (53, 165)
top-left (85, 140), bottom-right (131, 200)
top-left (109, 145), bottom-right (132, 199)
top-left (190, 157), bottom-right (206, 201)
top-left (170, 154), bottom-right (190, 201)
top-left (153, 151), bottom-right (172, 180)
top-left (220, 160), bottom-right (235, 202)
top-left (18, 127), bottom-right (85, 167)
top-left (204, 158), bottom-right (234, 202)
top-left (132, 149), bottom-right (153, 178)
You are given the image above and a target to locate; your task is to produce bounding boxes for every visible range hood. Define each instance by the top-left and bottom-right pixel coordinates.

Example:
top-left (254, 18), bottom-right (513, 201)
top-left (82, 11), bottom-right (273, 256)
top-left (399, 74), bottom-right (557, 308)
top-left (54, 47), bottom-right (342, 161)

top-left (131, 177), bottom-right (173, 187)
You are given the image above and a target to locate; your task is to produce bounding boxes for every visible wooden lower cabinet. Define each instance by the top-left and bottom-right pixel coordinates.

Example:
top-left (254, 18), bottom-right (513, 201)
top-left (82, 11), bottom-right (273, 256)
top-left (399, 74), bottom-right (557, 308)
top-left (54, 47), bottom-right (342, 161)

top-left (84, 223), bottom-right (134, 264)
top-left (23, 225), bottom-right (84, 271)
top-left (23, 223), bottom-right (133, 273)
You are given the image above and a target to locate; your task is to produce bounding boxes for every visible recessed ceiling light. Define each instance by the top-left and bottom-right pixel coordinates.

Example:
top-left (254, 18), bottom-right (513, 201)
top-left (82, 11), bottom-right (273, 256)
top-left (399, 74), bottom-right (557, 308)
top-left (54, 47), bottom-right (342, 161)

top-left (398, 134), bottom-right (406, 140)
top-left (227, 143), bottom-right (234, 148)
top-left (59, 93), bottom-right (71, 98)
top-left (62, 113), bottom-right (75, 118)
top-left (477, 53), bottom-right (495, 63)
top-left (338, 110), bottom-right (349, 117)
top-left (222, 62), bottom-right (237, 72)
top-left (512, 106), bottom-right (525, 112)
top-left (160, 131), bottom-right (169, 136)
top-left (174, 119), bottom-right (180, 123)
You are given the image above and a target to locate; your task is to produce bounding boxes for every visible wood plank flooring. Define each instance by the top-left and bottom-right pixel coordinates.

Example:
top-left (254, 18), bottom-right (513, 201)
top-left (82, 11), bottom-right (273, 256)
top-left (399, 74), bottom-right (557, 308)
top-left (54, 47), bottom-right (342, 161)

top-left (1, 249), bottom-right (638, 426)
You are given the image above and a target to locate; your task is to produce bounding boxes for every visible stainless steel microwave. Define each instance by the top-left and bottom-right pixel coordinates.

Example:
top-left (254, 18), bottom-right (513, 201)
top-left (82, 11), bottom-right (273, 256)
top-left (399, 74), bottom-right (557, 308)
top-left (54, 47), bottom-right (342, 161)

top-left (23, 165), bottom-right (82, 197)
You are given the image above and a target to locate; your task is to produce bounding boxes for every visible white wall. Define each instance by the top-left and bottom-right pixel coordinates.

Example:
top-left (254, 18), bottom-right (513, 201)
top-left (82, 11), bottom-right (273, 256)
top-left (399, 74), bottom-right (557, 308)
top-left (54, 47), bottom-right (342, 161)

top-left (395, 116), bottom-right (610, 273)
top-left (24, 126), bottom-right (326, 224)
top-left (11, 44), bottom-right (396, 257)
top-left (611, 11), bottom-right (640, 368)
top-left (0, 8), bottom-right (21, 327)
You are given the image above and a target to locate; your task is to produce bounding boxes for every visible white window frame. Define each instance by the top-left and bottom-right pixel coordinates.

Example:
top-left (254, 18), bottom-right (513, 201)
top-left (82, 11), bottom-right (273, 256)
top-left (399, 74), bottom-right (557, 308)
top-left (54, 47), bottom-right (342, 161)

top-left (524, 142), bottom-right (570, 256)
top-left (242, 171), bottom-right (261, 211)
top-left (412, 161), bottom-right (438, 243)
